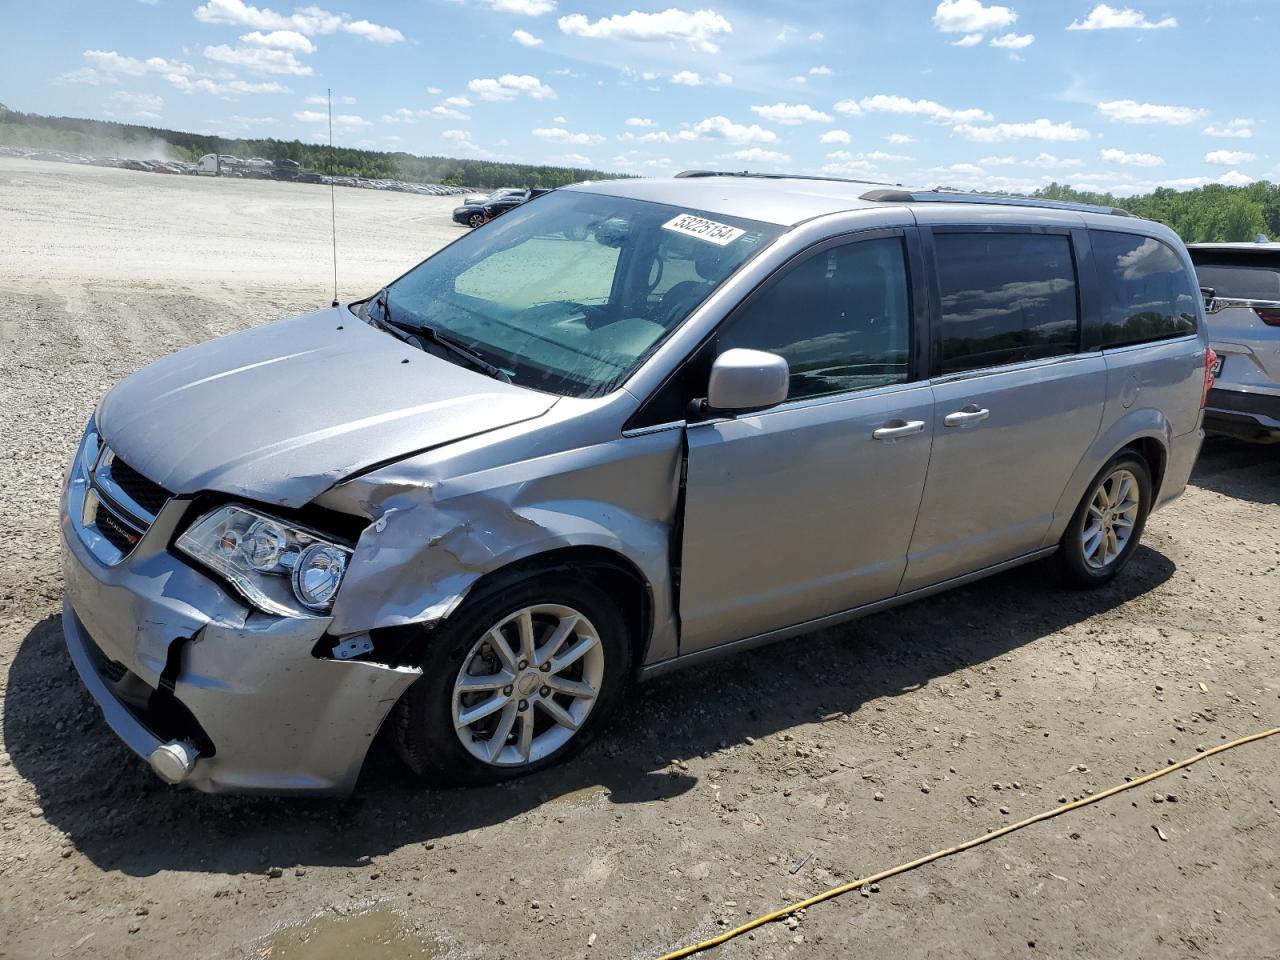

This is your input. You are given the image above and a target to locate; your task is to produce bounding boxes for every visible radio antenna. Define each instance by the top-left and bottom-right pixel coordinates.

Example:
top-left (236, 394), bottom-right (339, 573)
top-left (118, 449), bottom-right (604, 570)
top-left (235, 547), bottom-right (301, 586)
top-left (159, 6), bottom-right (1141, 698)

top-left (328, 87), bottom-right (339, 307)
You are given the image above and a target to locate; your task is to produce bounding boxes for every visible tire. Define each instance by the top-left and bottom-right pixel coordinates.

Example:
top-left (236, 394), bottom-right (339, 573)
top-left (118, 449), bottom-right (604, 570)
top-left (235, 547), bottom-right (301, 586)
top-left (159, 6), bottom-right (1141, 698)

top-left (468, 213), bottom-right (485, 229)
top-left (1058, 451), bottom-right (1152, 588)
top-left (390, 572), bottom-right (632, 786)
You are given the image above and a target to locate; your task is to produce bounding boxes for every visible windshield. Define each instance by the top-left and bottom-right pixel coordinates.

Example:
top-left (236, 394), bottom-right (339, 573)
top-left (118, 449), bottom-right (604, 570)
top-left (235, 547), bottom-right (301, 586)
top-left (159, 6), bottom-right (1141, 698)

top-left (1195, 262), bottom-right (1280, 302)
top-left (385, 190), bottom-right (783, 397)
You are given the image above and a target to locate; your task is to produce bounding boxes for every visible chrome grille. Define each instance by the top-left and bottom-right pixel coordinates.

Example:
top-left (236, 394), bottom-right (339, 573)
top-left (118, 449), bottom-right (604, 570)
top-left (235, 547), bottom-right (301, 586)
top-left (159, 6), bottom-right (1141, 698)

top-left (81, 446), bottom-right (173, 564)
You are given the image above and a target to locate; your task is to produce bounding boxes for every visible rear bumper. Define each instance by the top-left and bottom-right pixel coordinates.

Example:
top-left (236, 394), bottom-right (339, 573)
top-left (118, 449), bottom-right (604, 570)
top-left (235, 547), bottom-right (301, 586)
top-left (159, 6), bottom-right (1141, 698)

top-left (1204, 387), bottom-right (1280, 442)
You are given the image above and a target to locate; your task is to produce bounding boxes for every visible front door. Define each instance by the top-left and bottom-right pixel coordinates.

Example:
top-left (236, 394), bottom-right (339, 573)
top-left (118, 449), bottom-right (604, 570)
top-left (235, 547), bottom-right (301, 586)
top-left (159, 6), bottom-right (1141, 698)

top-left (678, 230), bottom-right (935, 654)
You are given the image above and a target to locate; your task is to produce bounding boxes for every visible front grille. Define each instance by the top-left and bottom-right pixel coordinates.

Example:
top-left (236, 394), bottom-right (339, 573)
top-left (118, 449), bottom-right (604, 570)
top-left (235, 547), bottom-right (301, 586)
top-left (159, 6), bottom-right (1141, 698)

top-left (107, 457), bottom-right (171, 515)
top-left (95, 505), bottom-right (143, 554)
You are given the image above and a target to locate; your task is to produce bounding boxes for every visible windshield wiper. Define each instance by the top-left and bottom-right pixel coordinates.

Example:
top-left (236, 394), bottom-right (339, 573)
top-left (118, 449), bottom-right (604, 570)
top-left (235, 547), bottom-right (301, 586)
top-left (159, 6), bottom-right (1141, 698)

top-left (372, 288), bottom-right (512, 384)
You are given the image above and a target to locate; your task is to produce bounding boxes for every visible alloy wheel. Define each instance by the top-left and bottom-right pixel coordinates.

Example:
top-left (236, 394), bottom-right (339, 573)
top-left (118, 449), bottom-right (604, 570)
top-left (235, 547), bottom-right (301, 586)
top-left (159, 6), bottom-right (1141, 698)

top-left (451, 604), bottom-right (605, 767)
top-left (1081, 467), bottom-right (1141, 570)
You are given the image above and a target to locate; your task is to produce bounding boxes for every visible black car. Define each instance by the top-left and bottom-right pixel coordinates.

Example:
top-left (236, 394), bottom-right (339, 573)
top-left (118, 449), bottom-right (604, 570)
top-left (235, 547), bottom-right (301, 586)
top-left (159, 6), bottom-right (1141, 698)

top-left (452, 188), bottom-right (550, 228)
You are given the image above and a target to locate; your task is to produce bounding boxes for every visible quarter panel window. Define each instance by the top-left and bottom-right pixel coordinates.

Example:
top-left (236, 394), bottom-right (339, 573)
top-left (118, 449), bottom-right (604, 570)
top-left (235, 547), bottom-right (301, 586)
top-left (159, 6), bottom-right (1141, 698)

top-left (716, 236), bottom-right (912, 401)
top-left (1092, 230), bottom-right (1198, 347)
top-left (934, 233), bottom-right (1080, 375)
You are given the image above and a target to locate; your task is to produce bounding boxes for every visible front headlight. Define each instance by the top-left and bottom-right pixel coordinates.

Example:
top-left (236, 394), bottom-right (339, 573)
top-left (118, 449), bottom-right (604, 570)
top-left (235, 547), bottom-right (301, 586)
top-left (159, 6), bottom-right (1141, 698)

top-left (176, 504), bottom-right (352, 617)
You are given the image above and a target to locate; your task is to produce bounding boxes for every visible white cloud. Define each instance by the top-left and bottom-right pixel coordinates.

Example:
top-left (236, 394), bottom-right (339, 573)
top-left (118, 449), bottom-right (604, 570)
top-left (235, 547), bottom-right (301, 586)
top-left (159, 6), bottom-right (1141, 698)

top-left (1205, 149), bottom-right (1257, 166)
top-left (203, 43), bottom-right (311, 75)
top-left (955, 118), bottom-right (1091, 142)
top-left (625, 117), bottom-right (655, 126)
top-left (820, 129), bottom-right (851, 144)
top-left (558, 8), bottom-right (732, 53)
top-left (952, 33), bottom-right (984, 46)
top-left (1099, 148), bottom-right (1164, 167)
top-left (63, 48), bottom-right (292, 96)
top-left (750, 102), bottom-right (832, 125)
top-left (982, 151), bottom-right (1085, 168)
top-left (476, 0), bottom-right (557, 14)
top-left (821, 150), bottom-right (907, 176)
top-left (429, 105), bottom-right (470, 120)
top-left (670, 69), bottom-right (732, 86)
top-left (792, 75), bottom-right (808, 84)
top-left (427, 86), bottom-right (443, 95)
top-left (809, 31), bottom-right (824, 41)
top-left (728, 147), bottom-right (791, 166)
top-left (305, 94), bottom-right (355, 105)
top-left (1215, 170), bottom-right (1256, 187)
top-left (344, 20), bottom-right (404, 43)
top-left (1097, 100), bottom-right (1205, 125)
top-left (688, 115), bottom-right (777, 144)
top-left (240, 30), bottom-right (315, 53)
top-left (533, 126), bottom-right (606, 145)
top-left (441, 128), bottom-right (494, 156)
top-left (1067, 5), bottom-right (1177, 30)
top-left (556, 153), bottom-right (593, 165)
top-left (551, 115), bottom-right (567, 123)
top-left (1203, 118), bottom-right (1253, 139)
top-left (444, 96), bottom-right (472, 108)
top-left (293, 110), bottom-right (370, 127)
top-left (886, 133), bottom-right (917, 144)
top-left (467, 73), bottom-right (556, 101)
top-left (833, 99), bottom-right (862, 116)
top-left (809, 65), bottom-right (832, 75)
top-left (512, 29), bottom-right (543, 46)
top-left (932, 0), bottom-right (1016, 34)
top-left (990, 32), bottom-right (1034, 49)
top-left (193, 1), bottom-right (402, 42)
top-left (858, 94), bottom-right (993, 124)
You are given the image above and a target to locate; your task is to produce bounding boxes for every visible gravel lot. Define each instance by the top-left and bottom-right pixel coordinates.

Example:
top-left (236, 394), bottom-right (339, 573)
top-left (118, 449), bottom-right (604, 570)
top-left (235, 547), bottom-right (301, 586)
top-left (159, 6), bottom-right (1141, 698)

top-left (1, 156), bottom-right (1278, 960)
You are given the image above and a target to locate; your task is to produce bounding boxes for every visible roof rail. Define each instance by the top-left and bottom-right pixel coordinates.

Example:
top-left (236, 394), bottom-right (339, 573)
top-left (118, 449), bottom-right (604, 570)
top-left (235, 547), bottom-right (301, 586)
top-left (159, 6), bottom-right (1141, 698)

top-left (674, 170), bottom-right (900, 187)
top-left (860, 188), bottom-right (1134, 218)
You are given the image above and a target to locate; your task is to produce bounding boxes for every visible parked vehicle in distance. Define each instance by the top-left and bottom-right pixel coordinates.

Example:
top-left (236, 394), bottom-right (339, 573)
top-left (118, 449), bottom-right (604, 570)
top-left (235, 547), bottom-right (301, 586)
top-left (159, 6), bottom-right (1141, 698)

top-left (1189, 239), bottom-right (1280, 442)
top-left (452, 188), bottom-right (551, 228)
top-left (62, 175), bottom-right (1213, 796)
top-left (462, 187), bottom-right (523, 206)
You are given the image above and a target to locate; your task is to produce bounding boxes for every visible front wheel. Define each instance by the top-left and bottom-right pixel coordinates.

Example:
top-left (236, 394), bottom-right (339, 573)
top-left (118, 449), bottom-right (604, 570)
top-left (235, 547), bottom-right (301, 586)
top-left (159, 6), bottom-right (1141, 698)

top-left (1058, 451), bottom-right (1152, 587)
top-left (467, 212), bottom-right (485, 228)
top-left (390, 573), bottom-right (631, 786)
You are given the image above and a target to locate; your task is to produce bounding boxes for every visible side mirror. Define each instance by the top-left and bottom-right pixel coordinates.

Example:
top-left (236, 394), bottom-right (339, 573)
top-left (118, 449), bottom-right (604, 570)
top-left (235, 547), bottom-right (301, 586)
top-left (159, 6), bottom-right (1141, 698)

top-left (703, 348), bottom-right (789, 415)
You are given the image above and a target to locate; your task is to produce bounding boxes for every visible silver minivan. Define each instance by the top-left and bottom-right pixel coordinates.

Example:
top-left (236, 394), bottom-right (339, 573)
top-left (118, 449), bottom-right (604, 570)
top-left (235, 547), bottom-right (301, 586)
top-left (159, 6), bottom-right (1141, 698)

top-left (61, 175), bottom-right (1214, 795)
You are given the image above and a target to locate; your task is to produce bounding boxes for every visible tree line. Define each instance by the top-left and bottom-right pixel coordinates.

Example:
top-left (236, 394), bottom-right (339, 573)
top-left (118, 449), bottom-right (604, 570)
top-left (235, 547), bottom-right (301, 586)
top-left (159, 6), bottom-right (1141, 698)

top-left (0, 108), bottom-right (621, 189)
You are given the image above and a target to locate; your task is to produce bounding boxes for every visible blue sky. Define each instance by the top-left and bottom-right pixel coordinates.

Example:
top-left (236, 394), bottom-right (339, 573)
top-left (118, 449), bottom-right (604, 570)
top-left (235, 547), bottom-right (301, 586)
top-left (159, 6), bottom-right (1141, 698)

top-left (4, 0), bottom-right (1277, 194)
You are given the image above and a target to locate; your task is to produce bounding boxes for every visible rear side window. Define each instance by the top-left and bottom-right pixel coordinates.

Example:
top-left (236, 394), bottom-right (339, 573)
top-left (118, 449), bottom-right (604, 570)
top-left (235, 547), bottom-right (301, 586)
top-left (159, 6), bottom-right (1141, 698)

top-left (934, 233), bottom-right (1079, 375)
top-left (1092, 231), bottom-right (1198, 347)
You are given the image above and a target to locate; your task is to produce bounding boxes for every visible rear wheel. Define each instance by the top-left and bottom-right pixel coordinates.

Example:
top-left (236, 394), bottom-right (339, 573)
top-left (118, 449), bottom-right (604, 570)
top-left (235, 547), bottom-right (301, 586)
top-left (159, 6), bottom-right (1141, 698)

top-left (390, 573), bottom-right (631, 786)
top-left (1058, 451), bottom-right (1152, 587)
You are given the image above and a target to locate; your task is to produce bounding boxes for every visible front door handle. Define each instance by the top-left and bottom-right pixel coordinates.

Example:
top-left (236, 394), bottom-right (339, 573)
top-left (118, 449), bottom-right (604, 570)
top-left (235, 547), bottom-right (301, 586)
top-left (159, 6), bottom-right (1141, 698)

top-left (873, 419), bottom-right (927, 441)
top-left (943, 405), bottom-right (990, 428)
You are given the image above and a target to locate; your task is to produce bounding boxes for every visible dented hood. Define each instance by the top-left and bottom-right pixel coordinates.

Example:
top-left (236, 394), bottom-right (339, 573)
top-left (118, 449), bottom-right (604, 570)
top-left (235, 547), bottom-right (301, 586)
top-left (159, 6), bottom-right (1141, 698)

top-left (97, 307), bottom-right (556, 507)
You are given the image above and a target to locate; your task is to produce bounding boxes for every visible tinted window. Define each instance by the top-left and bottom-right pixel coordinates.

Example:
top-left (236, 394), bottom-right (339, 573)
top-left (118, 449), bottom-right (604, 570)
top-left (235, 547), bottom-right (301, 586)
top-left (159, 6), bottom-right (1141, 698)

top-left (934, 233), bottom-right (1079, 374)
top-left (1092, 231), bottom-right (1198, 347)
top-left (717, 236), bottom-right (912, 401)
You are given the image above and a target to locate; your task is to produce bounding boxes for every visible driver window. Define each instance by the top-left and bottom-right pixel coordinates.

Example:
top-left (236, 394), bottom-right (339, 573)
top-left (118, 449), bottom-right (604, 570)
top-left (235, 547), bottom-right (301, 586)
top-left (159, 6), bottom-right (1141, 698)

top-left (717, 236), bottom-right (912, 401)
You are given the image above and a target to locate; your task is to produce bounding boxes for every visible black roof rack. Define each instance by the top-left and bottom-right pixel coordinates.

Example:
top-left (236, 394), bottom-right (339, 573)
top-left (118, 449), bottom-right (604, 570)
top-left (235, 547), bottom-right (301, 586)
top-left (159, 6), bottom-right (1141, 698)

top-left (859, 187), bottom-right (1134, 218)
top-left (674, 170), bottom-right (901, 187)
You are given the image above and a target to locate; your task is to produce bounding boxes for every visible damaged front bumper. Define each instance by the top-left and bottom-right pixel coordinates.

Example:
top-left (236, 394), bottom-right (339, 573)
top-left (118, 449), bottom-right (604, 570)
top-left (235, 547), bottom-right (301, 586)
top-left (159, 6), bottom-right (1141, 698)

top-left (59, 439), bottom-right (421, 796)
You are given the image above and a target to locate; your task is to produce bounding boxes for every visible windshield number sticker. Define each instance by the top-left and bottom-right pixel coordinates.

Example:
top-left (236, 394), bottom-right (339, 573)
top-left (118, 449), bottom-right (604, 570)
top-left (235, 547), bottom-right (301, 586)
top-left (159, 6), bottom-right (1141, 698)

top-left (662, 213), bottom-right (746, 247)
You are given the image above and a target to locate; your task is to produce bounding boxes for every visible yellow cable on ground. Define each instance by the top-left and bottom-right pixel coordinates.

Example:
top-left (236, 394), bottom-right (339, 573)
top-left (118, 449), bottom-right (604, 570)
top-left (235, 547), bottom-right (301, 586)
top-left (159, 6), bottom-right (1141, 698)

top-left (657, 725), bottom-right (1280, 960)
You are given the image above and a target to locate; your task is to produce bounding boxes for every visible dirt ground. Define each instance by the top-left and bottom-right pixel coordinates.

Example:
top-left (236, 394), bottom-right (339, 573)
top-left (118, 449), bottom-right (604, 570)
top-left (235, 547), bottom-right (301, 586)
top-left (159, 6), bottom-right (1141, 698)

top-left (1, 156), bottom-right (1278, 960)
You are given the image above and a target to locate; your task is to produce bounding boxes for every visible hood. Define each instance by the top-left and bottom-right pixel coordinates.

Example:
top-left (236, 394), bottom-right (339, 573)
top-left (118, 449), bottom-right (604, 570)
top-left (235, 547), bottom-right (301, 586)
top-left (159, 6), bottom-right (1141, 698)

top-left (97, 307), bottom-right (557, 508)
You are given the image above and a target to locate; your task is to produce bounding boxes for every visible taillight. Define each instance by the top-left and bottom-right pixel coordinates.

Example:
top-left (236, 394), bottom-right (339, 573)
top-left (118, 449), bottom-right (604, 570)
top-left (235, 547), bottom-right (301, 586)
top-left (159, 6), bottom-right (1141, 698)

top-left (1255, 307), bottom-right (1280, 327)
top-left (1201, 347), bottom-right (1217, 409)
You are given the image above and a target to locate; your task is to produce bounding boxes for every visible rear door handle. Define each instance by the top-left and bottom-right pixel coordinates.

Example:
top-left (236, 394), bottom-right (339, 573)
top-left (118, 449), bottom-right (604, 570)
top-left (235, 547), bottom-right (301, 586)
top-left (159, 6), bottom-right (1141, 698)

top-left (943, 406), bottom-right (990, 428)
top-left (872, 419), bottom-right (926, 441)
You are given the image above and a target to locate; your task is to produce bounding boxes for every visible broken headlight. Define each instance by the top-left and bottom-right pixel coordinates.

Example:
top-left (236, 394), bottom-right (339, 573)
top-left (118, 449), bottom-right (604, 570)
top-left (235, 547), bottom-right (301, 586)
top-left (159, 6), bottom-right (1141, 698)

top-left (176, 504), bottom-right (352, 617)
